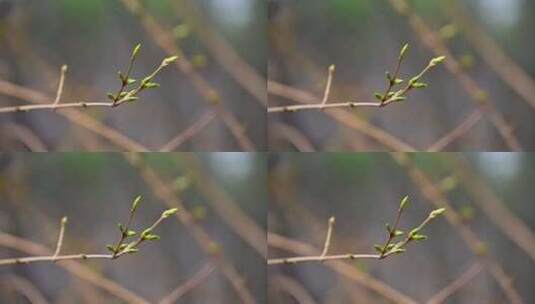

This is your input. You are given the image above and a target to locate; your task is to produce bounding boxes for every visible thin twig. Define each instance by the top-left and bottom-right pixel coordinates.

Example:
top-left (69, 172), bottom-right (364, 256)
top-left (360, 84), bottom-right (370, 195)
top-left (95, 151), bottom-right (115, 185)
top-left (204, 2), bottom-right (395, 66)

top-left (52, 216), bottom-right (68, 260)
top-left (320, 65), bottom-right (335, 107)
top-left (268, 101), bottom-right (381, 113)
top-left (320, 217), bottom-right (335, 257)
top-left (0, 102), bottom-right (115, 114)
top-left (268, 81), bottom-right (417, 151)
top-left (52, 64), bottom-right (68, 108)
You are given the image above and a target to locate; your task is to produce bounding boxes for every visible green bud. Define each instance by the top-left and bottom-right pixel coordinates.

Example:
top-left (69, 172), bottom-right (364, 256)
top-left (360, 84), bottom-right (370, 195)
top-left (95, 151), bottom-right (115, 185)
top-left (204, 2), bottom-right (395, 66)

top-left (400, 195), bottom-right (409, 210)
top-left (394, 230), bottom-right (404, 237)
top-left (61, 216), bottom-right (68, 225)
top-left (411, 82), bottom-right (428, 89)
top-left (394, 78), bottom-right (403, 85)
top-left (131, 43), bottom-right (142, 60)
top-left (143, 82), bottom-right (160, 89)
top-left (385, 223), bottom-right (392, 233)
top-left (131, 195), bottom-right (142, 212)
top-left (429, 56), bottom-right (446, 67)
top-left (126, 248), bottom-right (139, 254)
top-left (399, 43), bottom-right (409, 59)
top-left (385, 71), bottom-right (392, 81)
top-left (126, 230), bottom-right (137, 237)
top-left (118, 223), bottom-right (125, 233)
top-left (374, 92), bottom-right (384, 101)
top-left (411, 234), bottom-right (427, 241)
top-left (107, 93), bottom-right (116, 101)
top-left (429, 208), bottom-right (446, 218)
top-left (391, 248), bottom-right (406, 254)
top-left (162, 208), bottom-right (179, 218)
top-left (143, 233), bottom-right (160, 241)
top-left (373, 244), bottom-right (383, 253)
top-left (106, 245), bottom-right (116, 252)
top-left (162, 55), bottom-right (179, 67)
top-left (127, 78), bottom-right (136, 85)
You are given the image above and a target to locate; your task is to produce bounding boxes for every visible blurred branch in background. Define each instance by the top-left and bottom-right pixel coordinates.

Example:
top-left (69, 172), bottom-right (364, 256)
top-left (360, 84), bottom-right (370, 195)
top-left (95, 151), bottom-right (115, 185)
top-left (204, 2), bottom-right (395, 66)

top-left (119, 0), bottom-right (255, 151)
top-left (0, 153), bottom-right (265, 303)
top-left (268, 153), bottom-right (534, 303)
top-left (0, 0), bottom-right (265, 151)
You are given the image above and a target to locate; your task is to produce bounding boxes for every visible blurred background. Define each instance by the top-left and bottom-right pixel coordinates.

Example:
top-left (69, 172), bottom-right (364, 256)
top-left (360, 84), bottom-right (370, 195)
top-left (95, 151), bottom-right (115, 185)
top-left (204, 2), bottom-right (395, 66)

top-left (0, 153), bottom-right (267, 303)
top-left (268, 153), bottom-right (535, 303)
top-left (268, 0), bottom-right (535, 151)
top-left (0, 0), bottom-right (266, 151)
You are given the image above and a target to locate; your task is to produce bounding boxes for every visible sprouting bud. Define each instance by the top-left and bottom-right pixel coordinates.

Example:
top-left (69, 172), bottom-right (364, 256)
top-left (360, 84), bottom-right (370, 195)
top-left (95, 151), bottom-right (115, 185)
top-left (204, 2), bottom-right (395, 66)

top-left (386, 223), bottom-right (392, 233)
top-left (131, 43), bottom-right (142, 60)
top-left (328, 216), bottom-right (335, 225)
top-left (126, 230), bottom-right (137, 237)
top-left (394, 78), bottom-right (403, 85)
top-left (429, 208), bottom-right (446, 218)
top-left (106, 245), bottom-right (116, 252)
top-left (118, 223), bottom-right (125, 233)
top-left (142, 82), bottom-right (160, 89)
top-left (411, 234), bottom-right (427, 241)
top-left (61, 65), bottom-right (68, 73)
top-left (107, 93), bottom-right (116, 101)
top-left (391, 248), bottom-right (406, 254)
top-left (411, 82), bottom-right (428, 89)
top-left (61, 216), bottom-right (68, 225)
top-left (399, 43), bottom-right (409, 59)
top-left (393, 230), bottom-right (404, 237)
top-left (374, 244), bottom-right (383, 253)
top-left (374, 92), bottom-right (384, 101)
top-left (162, 208), bottom-right (179, 218)
top-left (329, 64), bottom-right (336, 73)
top-left (385, 71), bottom-right (392, 81)
top-left (162, 55), bottom-right (179, 67)
top-left (143, 233), bottom-right (160, 241)
top-left (399, 195), bottom-right (409, 210)
top-left (125, 248), bottom-right (140, 254)
top-left (131, 195), bottom-right (142, 213)
top-left (127, 78), bottom-right (137, 85)
top-left (429, 56), bottom-right (446, 67)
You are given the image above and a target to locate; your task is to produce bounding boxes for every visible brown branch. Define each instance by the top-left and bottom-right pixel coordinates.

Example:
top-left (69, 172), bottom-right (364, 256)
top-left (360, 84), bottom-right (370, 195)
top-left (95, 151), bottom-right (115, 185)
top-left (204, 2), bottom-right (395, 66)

top-left (268, 81), bottom-right (417, 151)
top-left (446, 1), bottom-right (535, 110)
top-left (158, 262), bottom-right (216, 304)
top-left (0, 231), bottom-right (150, 304)
top-left (0, 101), bottom-right (115, 114)
top-left (0, 79), bottom-right (148, 151)
top-left (269, 122), bottom-right (316, 152)
top-left (426, 110), bottom-right (483, 151)
top-left (426, 261), bottom-right (484, 304)
top-left (177, 154), bottom-right (267, 258)
top-left (388, 0), bottom-right (522, 151)
top-left (270, 275), bottom-right (318, 304)
top-left (1, 123), bottom-right (48, 151)
top-left (122, 153), bottom-right (257, 304)
top-left (119, 0), bottom-right (255, 151)
top-left (449, 156), bottom-right (535, 261)
top-left (268, 233), bottom-right (419, 304)
top-left (159, 110), bottom-right (217, 151)
top-left (391, 152), bottom-right (525, 304)
top-left (170, 0), bottom-right (266, 106)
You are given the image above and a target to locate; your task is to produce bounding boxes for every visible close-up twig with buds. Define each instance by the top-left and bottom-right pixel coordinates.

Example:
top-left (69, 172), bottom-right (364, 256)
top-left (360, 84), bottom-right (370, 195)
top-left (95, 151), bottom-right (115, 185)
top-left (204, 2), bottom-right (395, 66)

top-left (0, 195), bottom-right (178, 266)
top-left (268, 195), bottom-right (445, 265)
